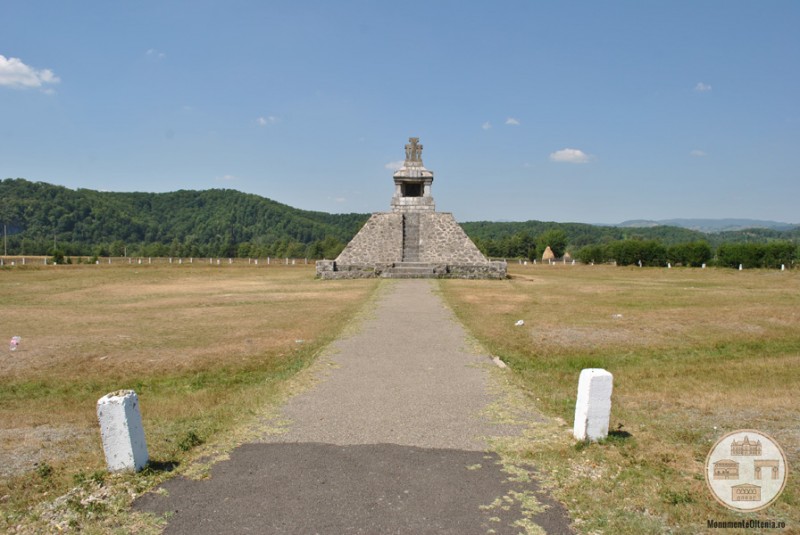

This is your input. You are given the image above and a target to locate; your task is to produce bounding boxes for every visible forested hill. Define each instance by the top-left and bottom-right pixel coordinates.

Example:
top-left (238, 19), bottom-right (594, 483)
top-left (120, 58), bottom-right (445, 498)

top-left (1, 178), bottom-right (798, 261)
top-left (0, 178), bottom-right (369, 258)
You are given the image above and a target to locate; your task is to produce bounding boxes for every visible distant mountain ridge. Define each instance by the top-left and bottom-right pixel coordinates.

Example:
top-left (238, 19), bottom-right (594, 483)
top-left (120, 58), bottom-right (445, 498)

top-left (617, 218), bottom-right (798, 233)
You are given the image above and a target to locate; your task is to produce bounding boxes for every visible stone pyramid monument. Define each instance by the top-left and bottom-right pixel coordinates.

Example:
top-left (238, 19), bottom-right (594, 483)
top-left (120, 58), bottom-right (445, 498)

top-left (317, 137), bottom-right (506, 279)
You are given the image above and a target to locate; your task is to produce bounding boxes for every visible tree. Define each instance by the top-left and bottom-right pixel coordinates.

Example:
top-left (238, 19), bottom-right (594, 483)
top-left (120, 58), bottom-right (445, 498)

top-left (536, 229), bottom-right (568, 258)
top-left (576, 244), bottom-right (608, 264)
top-left (668, 241), bottom-right (712, 267)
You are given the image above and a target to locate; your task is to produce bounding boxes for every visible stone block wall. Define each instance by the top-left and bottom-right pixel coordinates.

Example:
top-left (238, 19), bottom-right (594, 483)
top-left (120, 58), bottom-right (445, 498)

top-left (418, 213), bottom-right (489, 264)
top-left (316, 210), bottom-right (507, 279)
top-left (334, 213), bottom-right (403, 265)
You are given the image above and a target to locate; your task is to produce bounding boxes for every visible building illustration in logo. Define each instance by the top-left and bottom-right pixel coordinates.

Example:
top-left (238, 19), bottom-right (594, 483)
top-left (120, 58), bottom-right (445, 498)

top-left (731, 436), bottom-right (762, 456)
top-left (731, 483), bottom-right (762, 502)
top-left (712, 459), bottom-right (740, 480)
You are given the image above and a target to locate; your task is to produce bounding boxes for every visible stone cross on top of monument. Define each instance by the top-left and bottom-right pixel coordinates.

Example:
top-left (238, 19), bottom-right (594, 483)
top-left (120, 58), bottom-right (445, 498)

top-left (404, 137), bottom-right (423, 165)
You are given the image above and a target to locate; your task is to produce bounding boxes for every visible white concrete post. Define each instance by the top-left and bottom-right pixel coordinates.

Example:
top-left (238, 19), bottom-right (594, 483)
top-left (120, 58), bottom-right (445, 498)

top-left (97, 390), bottom-right (149, 472)
top-left (702, 263), bottom-right (706, 269)
top-left (573, 368), bottom-right (613, 441)
top-left (739, 264), bottom-right (743, 271)
top-left (255, 259), bottom-right (258, 265)
top-left (781, 264), bottom-right (785, 271)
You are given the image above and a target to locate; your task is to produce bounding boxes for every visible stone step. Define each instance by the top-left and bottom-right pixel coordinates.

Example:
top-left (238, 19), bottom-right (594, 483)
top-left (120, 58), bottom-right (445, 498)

top-left (402, 212), bottom-right (421, 262)
top-left (393, 262), bottom-right (433, 268)
top-left (381, 262), bottom-right (439, 279)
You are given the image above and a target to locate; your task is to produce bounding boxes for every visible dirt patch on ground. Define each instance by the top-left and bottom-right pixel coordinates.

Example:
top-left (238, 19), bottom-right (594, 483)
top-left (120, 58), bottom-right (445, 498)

top-left (0, 425), bottom-right (96, 479)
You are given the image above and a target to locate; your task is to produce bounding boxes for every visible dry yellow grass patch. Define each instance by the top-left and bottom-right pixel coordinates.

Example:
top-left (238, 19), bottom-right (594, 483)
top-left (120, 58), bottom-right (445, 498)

top-left (0, 263), bottom-right (378, 528)
top-left (440, 263), bottom-right (800, 534)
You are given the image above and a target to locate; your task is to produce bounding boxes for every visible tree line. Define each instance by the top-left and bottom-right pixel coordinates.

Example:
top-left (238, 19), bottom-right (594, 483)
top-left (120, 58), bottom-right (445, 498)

top-left (2, 178), bottom-right (797, 266)
top-left (475, 231), bottom-right (797, 268)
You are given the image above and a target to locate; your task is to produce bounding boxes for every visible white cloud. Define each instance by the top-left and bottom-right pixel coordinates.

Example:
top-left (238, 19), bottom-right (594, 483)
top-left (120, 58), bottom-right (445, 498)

top-left (481, 121), bottom-right (492, 130)
top-left (384, 160), bottom-right (404, 171)
top-left (505, 117), bottom-right (520, 126)
top-left (690, 149), bottom-right (708, 157)
top-left (694, 82), bottom-right (712, 92)
top-left (257, 115), bottom-right (279, 126)
top-left (146, 48), bottom-right (166, 60)
top-left (0, 55), bottom-right (60, 90)
top-left (549, 148), bottom-right (591, 164)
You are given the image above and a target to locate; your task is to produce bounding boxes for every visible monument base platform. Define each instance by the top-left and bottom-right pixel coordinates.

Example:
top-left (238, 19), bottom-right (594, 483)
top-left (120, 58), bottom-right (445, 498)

top-left (316, 260), bottom-right (507, 280)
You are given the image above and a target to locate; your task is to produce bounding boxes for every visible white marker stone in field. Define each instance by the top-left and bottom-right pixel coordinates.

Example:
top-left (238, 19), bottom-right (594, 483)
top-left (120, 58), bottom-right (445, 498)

top-left (97, 390), bottom-right (149, 472)
top-left (782, 264), bottom-right (785, 271)
top-left (739, 264), bottom-right (743, 271)
top-left (573, 368), bottom-right (613, 441)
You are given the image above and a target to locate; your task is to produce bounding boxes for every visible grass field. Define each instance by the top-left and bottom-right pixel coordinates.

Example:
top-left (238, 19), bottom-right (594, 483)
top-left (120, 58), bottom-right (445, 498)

top-left (0, 263), bottom-right (378, 531)
top-left (2, 262), bottom-right (798, 533)
top-left (440, 263), bottom-right (799, 534)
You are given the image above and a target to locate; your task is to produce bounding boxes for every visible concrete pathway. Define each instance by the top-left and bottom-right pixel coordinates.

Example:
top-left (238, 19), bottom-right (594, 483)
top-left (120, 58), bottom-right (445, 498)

top-left (135, 280), bottom-right (573, 534)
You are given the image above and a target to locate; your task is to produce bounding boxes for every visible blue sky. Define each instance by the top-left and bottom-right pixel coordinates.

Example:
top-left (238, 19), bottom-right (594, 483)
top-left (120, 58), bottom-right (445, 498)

top-left (2, 1), bottom-right (798, 224)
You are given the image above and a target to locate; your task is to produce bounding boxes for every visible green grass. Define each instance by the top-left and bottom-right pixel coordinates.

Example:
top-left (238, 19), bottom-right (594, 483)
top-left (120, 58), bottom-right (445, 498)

top-left (0, 263), bottom-right (378, 531)
top-left (440, 264), bottom-right (800, 534)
